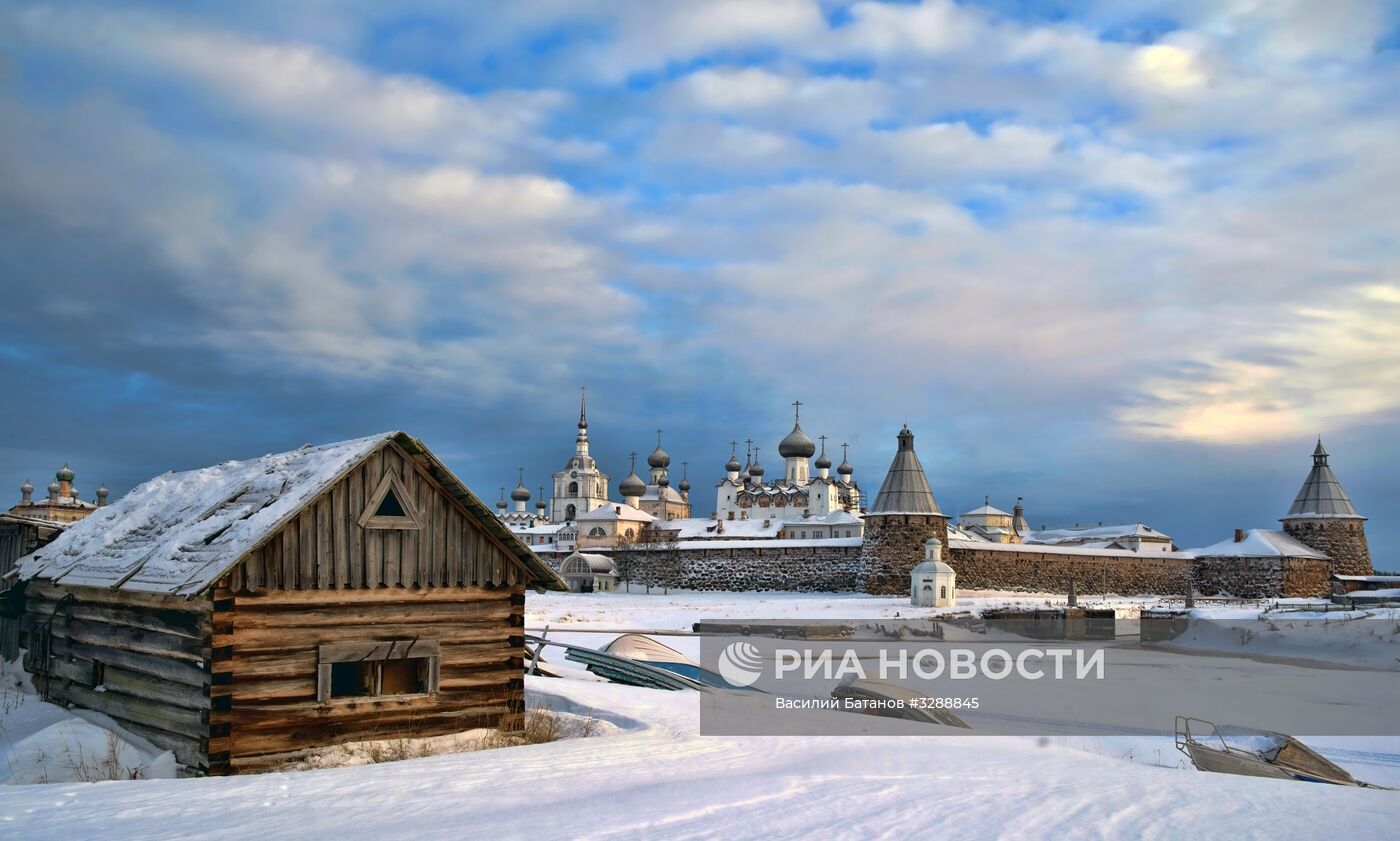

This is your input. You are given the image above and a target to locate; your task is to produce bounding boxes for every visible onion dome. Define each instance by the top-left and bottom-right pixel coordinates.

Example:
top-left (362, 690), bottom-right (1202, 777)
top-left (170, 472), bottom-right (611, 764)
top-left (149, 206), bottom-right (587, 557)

top-left (647, 430), bottom-right (670, 469)
top-left (619, 452), bottom-right (646, 498)
top-left (510, 468), bottom-right (531, 502)
top-left (679, 461), bottom-right (691, 493)
top-left (20, 478), bottom-right (33, 495)
top-left (749, 448), bottom-right (765, 478)
top-left (48, 481), bottom-right (60, 496)
top-left (536, 488), bottom-right (547, 511)
top-left (679, 477), bottom-right (691, 492)
top-left (55, 462), bottom-right (75, 483)
top-left (778, 404), bottom-right (816, 458)
top-left (725, 442), bottom-right (742, 473)
top-left (619, 469), bottom-right (646, 498)
top-left (97, 483), bottom-right (109, 504)
top-left (495, 487), bottom-right (507, 511)
top-left (814, 438), bottom-right (832, 470)
top-left (837, 442), bottom-right (853, 477)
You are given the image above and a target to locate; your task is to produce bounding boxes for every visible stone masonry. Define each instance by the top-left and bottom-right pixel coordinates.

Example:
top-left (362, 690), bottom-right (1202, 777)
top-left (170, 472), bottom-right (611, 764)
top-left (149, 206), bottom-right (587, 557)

top-left (858, 514), bottom-right (948, 595)
top-left (605, 545), bottom-right (864, 592)
top-left (946, 546), bottom-right (1195, 596)
top-left (1282, 519), bottom-right (1372, 577)
top-left (1194, 555), bottom-right (1331, 598)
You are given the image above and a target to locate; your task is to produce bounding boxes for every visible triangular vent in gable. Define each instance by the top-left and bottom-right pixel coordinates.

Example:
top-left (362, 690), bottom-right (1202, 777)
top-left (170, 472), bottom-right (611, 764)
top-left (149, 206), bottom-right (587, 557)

top-left (359, 470), bottom-right (424, 530)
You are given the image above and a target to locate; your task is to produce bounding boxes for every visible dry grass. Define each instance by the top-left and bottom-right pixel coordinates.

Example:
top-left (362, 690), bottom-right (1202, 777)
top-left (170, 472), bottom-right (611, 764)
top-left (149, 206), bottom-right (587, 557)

top-left (61, 732), bottom-right (149, 782)
top-left (478, 701), bottom-right (600, 750)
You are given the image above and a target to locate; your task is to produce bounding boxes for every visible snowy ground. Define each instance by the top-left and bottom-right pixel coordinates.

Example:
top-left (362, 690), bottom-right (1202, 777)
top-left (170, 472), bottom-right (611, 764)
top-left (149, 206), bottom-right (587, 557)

top-left (2, 589), bottom-right (1398, 839)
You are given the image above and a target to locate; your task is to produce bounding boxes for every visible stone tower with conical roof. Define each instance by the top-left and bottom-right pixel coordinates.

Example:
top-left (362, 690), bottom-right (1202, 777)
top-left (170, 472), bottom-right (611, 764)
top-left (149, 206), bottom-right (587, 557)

top-left (1281, 439), bottom-right (1371, 576)
top-left (857, 425), bottom-right (949, 595)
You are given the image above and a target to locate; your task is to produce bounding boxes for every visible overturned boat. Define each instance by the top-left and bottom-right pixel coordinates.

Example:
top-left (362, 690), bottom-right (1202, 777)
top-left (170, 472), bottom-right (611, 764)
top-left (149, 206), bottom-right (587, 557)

top-left (832, 678), bottom-right (971, 729)
top-left (1175, 717), bottom-right (1391, 788)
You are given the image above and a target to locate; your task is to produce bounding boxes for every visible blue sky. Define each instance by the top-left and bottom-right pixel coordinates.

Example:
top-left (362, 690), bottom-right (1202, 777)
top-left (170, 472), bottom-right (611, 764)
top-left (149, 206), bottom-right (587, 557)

top-left (1, 1), bottom-right (1397, 551)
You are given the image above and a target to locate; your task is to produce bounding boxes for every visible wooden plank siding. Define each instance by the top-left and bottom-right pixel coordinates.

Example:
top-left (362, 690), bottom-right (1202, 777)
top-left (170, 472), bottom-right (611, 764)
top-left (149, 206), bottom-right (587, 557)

top-left (214, 584), bottom-right (524, 773)
top-left (231, 441), bottom-right (527, 594)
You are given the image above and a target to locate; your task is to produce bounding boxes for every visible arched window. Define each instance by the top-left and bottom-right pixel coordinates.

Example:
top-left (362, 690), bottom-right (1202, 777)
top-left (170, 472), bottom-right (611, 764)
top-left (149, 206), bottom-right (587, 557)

top-left (624, 528), bottom-right (634, 539)
top-left (940, 586), bottom-right (947, 599)
top-left (568, 481), bottom-right (579, 495)
top-left (565, 504), bottom-right (576, 520)
top-left (588, 527), bottom-right (606, 537)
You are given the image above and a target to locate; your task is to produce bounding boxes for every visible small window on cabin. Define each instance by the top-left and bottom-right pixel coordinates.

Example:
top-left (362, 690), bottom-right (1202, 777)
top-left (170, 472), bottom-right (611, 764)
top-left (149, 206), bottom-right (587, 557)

top-left (318, 640), bottom-right (440, 702)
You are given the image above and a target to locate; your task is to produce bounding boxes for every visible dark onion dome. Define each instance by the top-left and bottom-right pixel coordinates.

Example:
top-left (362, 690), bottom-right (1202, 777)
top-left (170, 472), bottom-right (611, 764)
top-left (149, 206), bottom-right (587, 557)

top-left (778, 422), bottom-right (816, 459)
top-left (679, 477), bottom-right (691, 492)
top-left (837, 457), bottom-right (853, 476)
top-left (56, 462), bottom-right (75, 483)
top-left (619, 469), bottom-right (646, 498)
top-left (725, 454), bottom-right (742, 473)
top-left (511, 482), bottom-right (531, 502)
top-left (748, 450), bottom-right (765, 478)
top-left (814, 450), bottom-right (832, 470)
top-left (647, 443), bottom-right (670, 468)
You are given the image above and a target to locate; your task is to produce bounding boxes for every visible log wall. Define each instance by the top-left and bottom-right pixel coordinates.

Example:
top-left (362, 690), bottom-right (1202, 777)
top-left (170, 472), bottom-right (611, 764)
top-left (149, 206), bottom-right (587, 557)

top-left (211, 585), bottom-right (525, 774)
top-left (20, 580), bottom-right (213, 771)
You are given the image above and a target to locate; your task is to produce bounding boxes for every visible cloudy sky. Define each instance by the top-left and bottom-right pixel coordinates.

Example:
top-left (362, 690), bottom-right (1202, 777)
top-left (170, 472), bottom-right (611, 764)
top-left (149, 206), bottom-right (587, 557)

top-left (2, 1), bottom-right (1397, 550)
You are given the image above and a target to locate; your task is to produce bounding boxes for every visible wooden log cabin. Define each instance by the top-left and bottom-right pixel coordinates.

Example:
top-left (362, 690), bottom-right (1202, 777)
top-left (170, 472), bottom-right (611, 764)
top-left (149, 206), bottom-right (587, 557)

top-left (1, 513), bottom-right (66, 661)
top-left (12, 431), bottom-right (565, 774)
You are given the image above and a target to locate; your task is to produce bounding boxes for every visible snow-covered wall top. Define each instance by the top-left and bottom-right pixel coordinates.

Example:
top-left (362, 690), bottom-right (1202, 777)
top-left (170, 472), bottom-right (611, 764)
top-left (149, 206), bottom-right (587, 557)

top-left (17, 433), bottom-right (393, 595)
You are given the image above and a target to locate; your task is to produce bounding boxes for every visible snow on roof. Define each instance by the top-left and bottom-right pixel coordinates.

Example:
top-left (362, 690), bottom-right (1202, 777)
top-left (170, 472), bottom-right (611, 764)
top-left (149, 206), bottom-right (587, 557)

top-left (640, 485), bottom-right (685, 503)
top-left (19, 432), bottom-right (565, 594)
top-left (661, 518), bottom-right (782, 539)
top-left (576, 502), bottom-right (655, 522)
top-left (946, 523), bottom-right (988, 542)
top-left (1333, 574), bottom-right (1400, 582)
top-left (1189, 529), bottom-right (1327, 559)
top-left (949, 539), bottom-right (1196, 560)
top-left (1024, 523), bottom-right (1171, 544)
top-left (962, 504), bottom-right (1011, 518)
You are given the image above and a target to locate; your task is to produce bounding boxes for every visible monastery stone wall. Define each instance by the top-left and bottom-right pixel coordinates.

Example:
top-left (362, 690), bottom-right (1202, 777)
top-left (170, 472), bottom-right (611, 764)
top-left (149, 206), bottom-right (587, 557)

top-left (945, 546), bottom-right (1195, 596)
top-left (1282, 519), bottom-right (1372, 576)
top-left (1195, 555), bottom-right (1331, 599)
top-left (607, 545), bottom-right (863, 592)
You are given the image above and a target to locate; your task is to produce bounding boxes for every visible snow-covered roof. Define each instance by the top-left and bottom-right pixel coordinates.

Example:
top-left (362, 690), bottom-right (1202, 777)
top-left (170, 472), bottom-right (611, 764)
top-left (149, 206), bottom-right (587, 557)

top-left (949, 539), bottom-right (1196, 560)
top-left (640, 484), bottom-right (686, 503)
top-left (661, 518), bottom-right (782, 539)
top-left (1189, 529), bottom-right (1327, 559)
top-left (1333, 574), bottom-right (1400, 583)
top-left (1282, 441), bottom-right (1363, 520)
top-left (576, 502), bottom-right (656, 523)
top-left (945, 523), bottom-right (987, 542)
top-left (1024, 523), bottom-right (1171, 544)
top-left (962, 504), bottom-right (1011, 518)
top-left (18, 432), bottom-right (565, 595)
